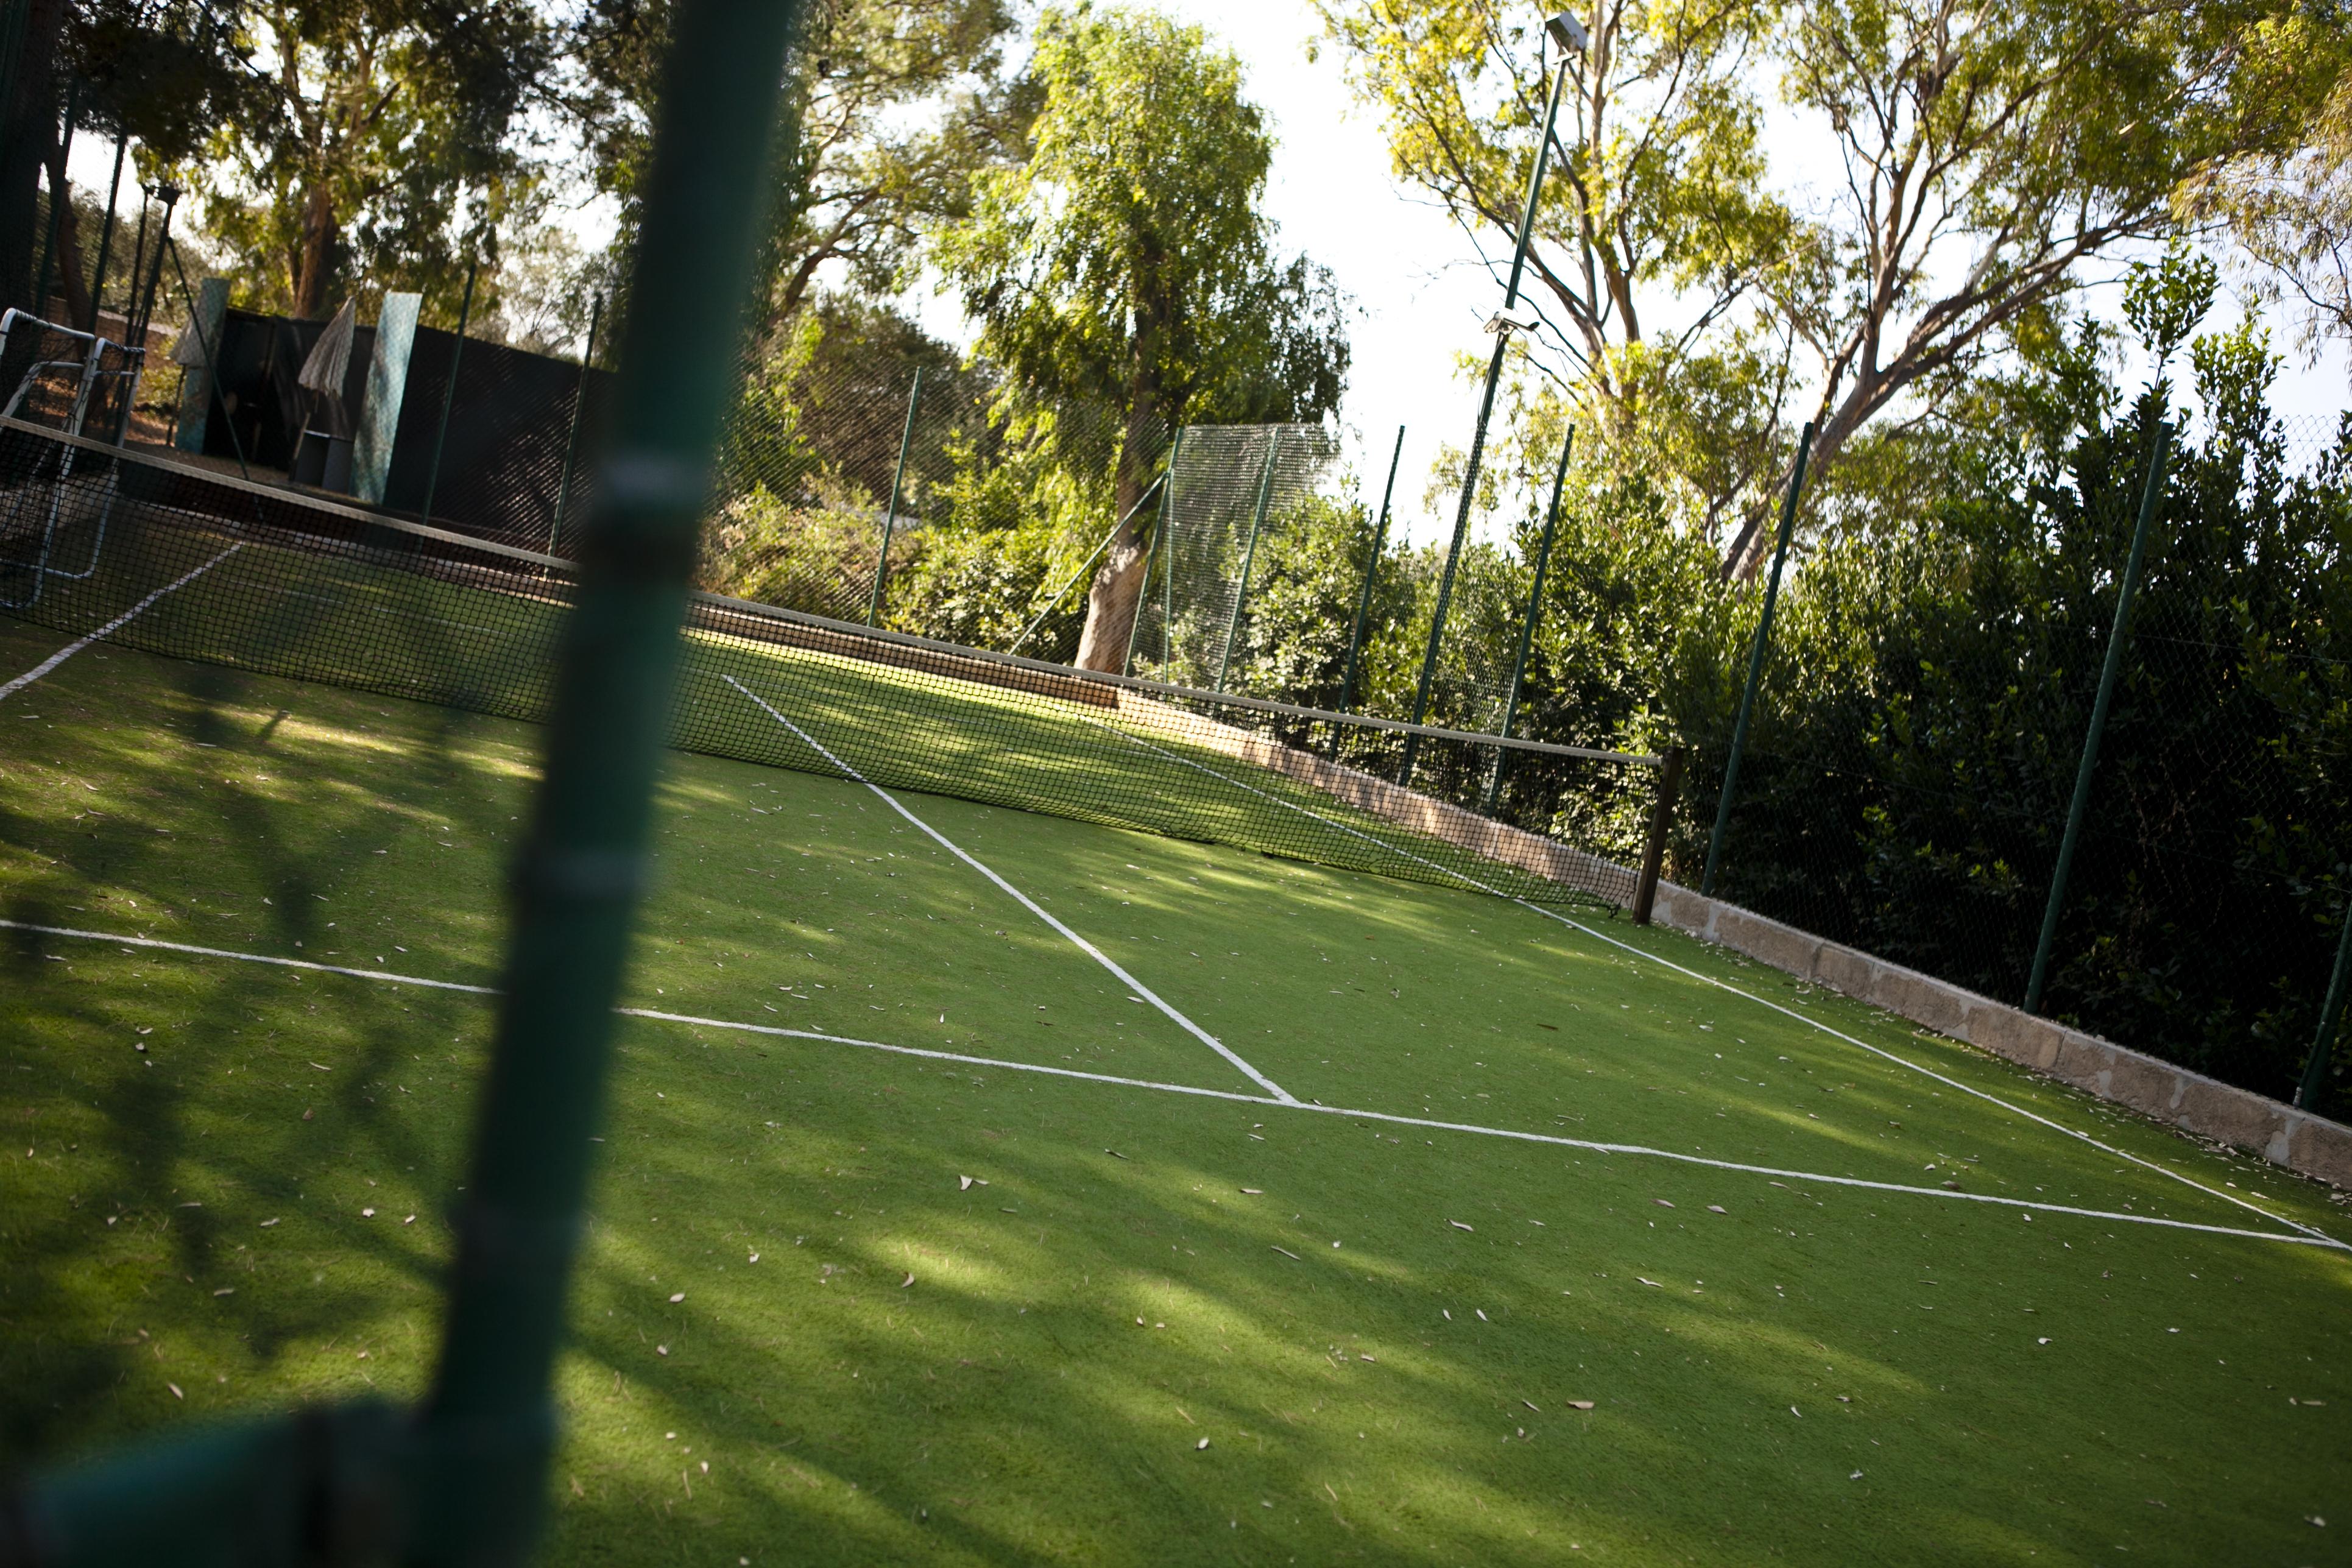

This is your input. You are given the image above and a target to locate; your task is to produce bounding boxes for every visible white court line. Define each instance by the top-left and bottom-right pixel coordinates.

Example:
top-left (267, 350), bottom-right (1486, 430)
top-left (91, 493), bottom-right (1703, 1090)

top-left (9, 916), bottom-right (2340, 1251)
top-left (1078, 713), bottom-right (2343, 1248)
top-left (720, 674), bottom-right (1296, 1104)
top-left (0, 543), bottom-right (244, 702)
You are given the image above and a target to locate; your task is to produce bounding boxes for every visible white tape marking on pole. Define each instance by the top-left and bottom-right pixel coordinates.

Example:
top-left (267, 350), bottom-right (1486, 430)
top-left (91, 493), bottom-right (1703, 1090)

top-left (1083, 714), bottom-right (2342, 1248)
top-left (0, 543), bottom-right (244, 702)
top-left (13, 916), bottom-right (2337, 1251)
top-left (721, 674), bottom-right (1296, 1104)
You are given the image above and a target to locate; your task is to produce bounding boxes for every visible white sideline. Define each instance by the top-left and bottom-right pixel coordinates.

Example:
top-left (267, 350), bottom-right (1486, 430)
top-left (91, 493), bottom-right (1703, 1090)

top-left (0, 543), bottom-right (244, 702)
top-left (5, 917), bottom-right (2338, 1252)
top-left (1079, 714), bottom-right (2343, 1248)
top-left (720, 673), bottom-right (1298, 1104)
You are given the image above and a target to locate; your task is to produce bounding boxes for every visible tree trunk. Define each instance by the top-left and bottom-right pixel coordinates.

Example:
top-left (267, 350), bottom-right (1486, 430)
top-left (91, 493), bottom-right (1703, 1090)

top-left (1072, 316), bottom-right (1167, 673)
top-left (292, 182), bottom-right (338, 319)
top-left (43, 138), bottom-right (86, 325)
top-left (0, 0), bottom-right (68, 314)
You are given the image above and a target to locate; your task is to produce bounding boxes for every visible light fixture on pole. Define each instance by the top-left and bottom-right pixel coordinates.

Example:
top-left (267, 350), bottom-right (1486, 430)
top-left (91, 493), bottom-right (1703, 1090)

top-left (1398, 13), bottom-right (1586, 788)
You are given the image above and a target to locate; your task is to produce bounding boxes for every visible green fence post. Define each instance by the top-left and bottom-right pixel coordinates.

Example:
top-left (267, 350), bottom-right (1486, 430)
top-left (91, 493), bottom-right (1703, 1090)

top-left (1215, 429), bottom-right (1280, 693)
top-left (406, 0), bottom-right (805, 1560)
top-left (549, 292), bottom-right (602, 554)
top-left (1700, 420), bottom-right (1814, 897)
top-left (1481, 426), bottom-right (1573, 813)
top-left (419, 258), bottom-right (476, 525)
top-left (2297, 894), bottom-right (2352, 1111)
top-left (867, 363), bottom-right (922, 624)
top-left (1125, 428), bottom-right (1182, 676)
top-left (2023, 422), bottom-right (2171, 1015)
top-left (1331, 424), bottom-right (1404, 742)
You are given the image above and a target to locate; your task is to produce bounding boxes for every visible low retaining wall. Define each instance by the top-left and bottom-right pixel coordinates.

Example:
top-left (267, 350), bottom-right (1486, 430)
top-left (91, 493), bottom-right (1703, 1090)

top-left (1647, 882), bottom-right (2352, 1192)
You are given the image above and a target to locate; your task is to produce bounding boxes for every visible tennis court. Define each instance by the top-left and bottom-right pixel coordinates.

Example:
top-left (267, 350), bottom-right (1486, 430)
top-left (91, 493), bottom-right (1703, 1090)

top-left (5, 546), bottom-right (2349, 1565)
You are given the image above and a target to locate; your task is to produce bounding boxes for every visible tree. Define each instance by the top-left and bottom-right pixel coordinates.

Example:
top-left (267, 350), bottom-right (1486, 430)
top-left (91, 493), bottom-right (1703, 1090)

top-left (188, 0), bottom-right (550, 319)
top-left (936, 5), bottom-right (1351, 672)
top-left (574, 0), bottom-right (1023, 335)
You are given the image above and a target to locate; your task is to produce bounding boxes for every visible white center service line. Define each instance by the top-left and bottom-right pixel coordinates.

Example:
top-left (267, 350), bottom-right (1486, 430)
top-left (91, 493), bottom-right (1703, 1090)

top-left (1079, 714), bottom-right (2342, 1248)
top-left (9, 917), bottom-right (2339, 1251)
top-left (721, 674), bottom-right (1296, 1104)
top-left (0, 544), bottom-right (244, 702)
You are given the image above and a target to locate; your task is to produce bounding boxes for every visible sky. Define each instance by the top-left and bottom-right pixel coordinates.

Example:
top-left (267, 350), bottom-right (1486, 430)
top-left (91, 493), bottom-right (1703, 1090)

top-left (69, 0), bottom-right (2347, 546)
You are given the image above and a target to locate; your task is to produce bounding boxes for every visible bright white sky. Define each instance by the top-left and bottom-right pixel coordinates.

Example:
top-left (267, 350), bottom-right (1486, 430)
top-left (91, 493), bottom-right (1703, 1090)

top-left (79, 0), bottom-right (2343, 543)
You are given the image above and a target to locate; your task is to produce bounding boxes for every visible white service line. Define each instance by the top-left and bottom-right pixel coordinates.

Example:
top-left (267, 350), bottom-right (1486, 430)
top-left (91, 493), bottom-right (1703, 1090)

top-left (10, 916), bottom-right (2339, 1251)
top-left (0, 543), bottom-right (244, 702)
top-left (1080, 713), bottom-right (2343, 1247)
top-left (721, 674), bottom-right (1296, 1104)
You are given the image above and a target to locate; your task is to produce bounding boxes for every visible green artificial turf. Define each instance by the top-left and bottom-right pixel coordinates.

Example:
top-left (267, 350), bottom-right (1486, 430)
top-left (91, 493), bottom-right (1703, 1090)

top-left (3, 615), bottom-right (2349, 1566)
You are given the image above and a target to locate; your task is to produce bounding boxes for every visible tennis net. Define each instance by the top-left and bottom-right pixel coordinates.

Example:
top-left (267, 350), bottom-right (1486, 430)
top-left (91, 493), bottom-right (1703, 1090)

top-left (0, 416), bottom-right (1677, 912)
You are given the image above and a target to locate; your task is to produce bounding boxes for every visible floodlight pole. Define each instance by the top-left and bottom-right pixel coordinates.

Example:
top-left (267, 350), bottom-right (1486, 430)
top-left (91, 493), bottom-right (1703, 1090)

top-left (2297, 894), bottom-right (2352, 1111)
top-left (867, 364), bottom-right (922, 625)
top-left (1332, 423), bottom-right (1404, 740)
top-left (1699, 420), bottom-right (1814, 897)
top-left (1399, 25), bottom-right (1578, 788)
top-left (2024, 422), bottom-right (2172, 1015)
top-left (420, 257), bottom-right (476, 526)
top-left (1215, 428), bottom-right (1281, 693)
top-left (549, 291), bottom-right (603, 554)
top-left (1124, 426), bottom-right (1184, 676)
top-left (1481, 425), bottom-right (1572, 814)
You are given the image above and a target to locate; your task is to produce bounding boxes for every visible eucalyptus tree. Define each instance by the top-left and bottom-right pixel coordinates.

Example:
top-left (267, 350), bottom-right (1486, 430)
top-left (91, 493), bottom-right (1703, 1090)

top-left (935, 5), bottom-right (1349, 672)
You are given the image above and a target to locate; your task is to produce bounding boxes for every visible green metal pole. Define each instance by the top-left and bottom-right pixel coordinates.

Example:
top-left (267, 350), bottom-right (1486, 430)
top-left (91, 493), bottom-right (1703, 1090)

top-left (2022, 422), bottom-right (2171, 1015)
top-left (1700, 420), bottom-right (1815, 897)
top-left (1481, 425), bottom-right (1573, 814)
top-left (1400, 48), bottom-right (1574, 788)
top-left (1334, 423), bottom-right (1404, 721)
top-left (1215, 429), bottom-right (1281, 693)
top-left (548, 292), bottom-right (602, 554)
top-left (2297, 894), bottom-right (2352, 1111)
top-left (418, 258), bottom-right (476, 525)
top-left (408, 0), bottom-right (804, 1561)
top-left (1125, 427), bottom-right (1182, 676)
top-left (867, 363), bottom-right (921, 625)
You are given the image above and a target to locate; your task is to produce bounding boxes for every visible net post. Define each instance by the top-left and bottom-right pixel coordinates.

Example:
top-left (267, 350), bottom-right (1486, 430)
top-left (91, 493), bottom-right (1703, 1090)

top-left (2024, 422), bottom-right (2170, 1015)
top-left (1214, 428), bottom-right (1280, 693)
top-left (407, 0), bottom-right (804, 1560)
top-left (1329, 423), bottom-right (1402, 754)
top-left (1634, 745), bottom-right (1687, 925)
top-left (419, 256), bottom-right (476, 526)
top-left (1700, 420), bottom-right (1813, 896)
top-left (1481, 425), bottom-right (1573, 813)
top-left (867, 362), bottom-right (922, 625)
top-left (549, 291), bottom-right (602, 553)
top-left (2296, 892), bottom-right (2352, 1111)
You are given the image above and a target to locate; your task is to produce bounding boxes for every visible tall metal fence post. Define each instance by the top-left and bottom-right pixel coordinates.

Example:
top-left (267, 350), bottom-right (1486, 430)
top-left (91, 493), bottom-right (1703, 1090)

top-left (1700, 420), bottom-right (1814, 897)
top-left (1124, 427), bottom-right (1182, 676)
top-left (1634, 746), bottom-right (1687, 925)
top-left (1481, 426), bottom-right (1573, 813)
top-left (549, 291), bottom-right (602, 553)
top-left (1331, 424), bottom-right (1404, 741)
top-left (419, 258), bottom-right (476, 526)
top-left (867, 363), bottom-right (922, 625)
top-left (2023, 422), bottom-right (2172, 1015)
top-left (408, 0), bottom-right (805, 1560)
top-left (2297, 893), bottom-right (2352, 1111)
top-left (1214, 429), bottom-right (1280, 693)
top-left (1400, 35), bottom-right (1576, 788)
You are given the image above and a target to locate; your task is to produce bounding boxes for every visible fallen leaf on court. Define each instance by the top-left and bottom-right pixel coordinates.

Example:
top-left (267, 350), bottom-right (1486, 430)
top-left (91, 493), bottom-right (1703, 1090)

top-left (1706, 1205), bottom-right (1727, 1214)
top-left (1105, 1149), bottom-right (1128, 1160)
top-left (361, 1207), bottom-right (375, 1218)
top-left (1653, 1199), bottom-right (1675, 1209)
top-left (1271, 1246), bottom-right (1300, 1260)
top-left (1448, 1220), bottom-right (1474, 1231)
top-left (1522, 1399), bottom-right (1540, 1412)
top-left (1566, 1400), bottom-right (1594, 1411)
top-left (1475, 1309), bottom-right (1488, 1321)
top-left (901, 1273), bottom-right (915, 1288)
top-left (1851, 1471), bottom-right (1864, 1481)
top-left (669, 1292), bottom-right (685, 1304)
top-left (168, 1383), bottom-right (183, 1400)
top-left (1195, 1438), bottom-right (1210, 1450)
top-left (657, 1345), bottom-right (669, 1357)
top-left (1240, 1188), bottom-right (1262, 1195)
top-left (2038, 1337), bottom-right (2051, 1344)
top-left (1636, 1277), bottom-right (1662, 1288)
top-left (1790, 1407), bottom-right (1801, 1418)
top-left (959, 1176), bottom-right (974, 1190)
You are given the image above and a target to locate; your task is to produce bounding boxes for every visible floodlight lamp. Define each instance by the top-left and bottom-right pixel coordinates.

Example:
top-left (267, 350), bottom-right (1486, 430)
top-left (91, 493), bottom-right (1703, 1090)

top-left (1545, 12), bottom-right (1589, 55)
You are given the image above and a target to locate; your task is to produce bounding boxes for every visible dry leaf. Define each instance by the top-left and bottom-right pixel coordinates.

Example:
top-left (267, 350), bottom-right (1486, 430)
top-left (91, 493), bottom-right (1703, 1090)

top-left (902, 1273), bottom-right (915, 1288)
top-left (1706, 1205), bottom-right (1727, 1214)
top-left (1636, 1277), bottom-right (1662, 1288)
top-left (1195, 1438), bottom-right (1210, 1450)
top-left (1522, 1399), bottom-right (1540, 1412)
top-left (959, 1176), bottom-right (974, 1190)
top-left (1448, 1220), bottom-right (1474, 1232)
top-left (1240, 1188), bottom-right (1262, 1195)
top-left (669, 1292), bottom-right (685, 1304)
top-left (1653, 1199), bottom-right (1675, 1209)
top-left (1566, 1400), bottom-right (1594, 1411)
top-left (1271, 1246), bottom-right (1300, 1260)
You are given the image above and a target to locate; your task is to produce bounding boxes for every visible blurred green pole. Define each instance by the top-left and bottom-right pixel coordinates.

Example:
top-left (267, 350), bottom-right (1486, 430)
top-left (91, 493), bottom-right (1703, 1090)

top-left (2023, 423), bottom-right (2170, 1015)
top-left (2297, 895), bottom-right (2352, 1111)
top-left (406, 0), bottom-right (803, 1560)
top-left (1400, 43), bottom-right (1574, 788)
top-left (1215, 429), bottom-right (1280, 693)
top-left (1124, 426), bottom-right (1182, 676)
top-left (867, 364), bottom-right (921, 625)
top-left (549, 292), bottom-right (602, 554)
top-left (1481, 425), bottom-right (1572, 814)
top-left (1332, 424), bottom-right (1404, 733)
top-left (419, 258), bottom-right (476, 526)
top-left (1700, 420), bottom-right (1813, 897)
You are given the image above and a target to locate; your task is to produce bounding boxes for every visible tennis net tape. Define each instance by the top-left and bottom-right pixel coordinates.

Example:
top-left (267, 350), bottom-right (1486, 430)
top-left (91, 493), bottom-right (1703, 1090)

top-left (0, 419), bottom-right (1669, 910)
